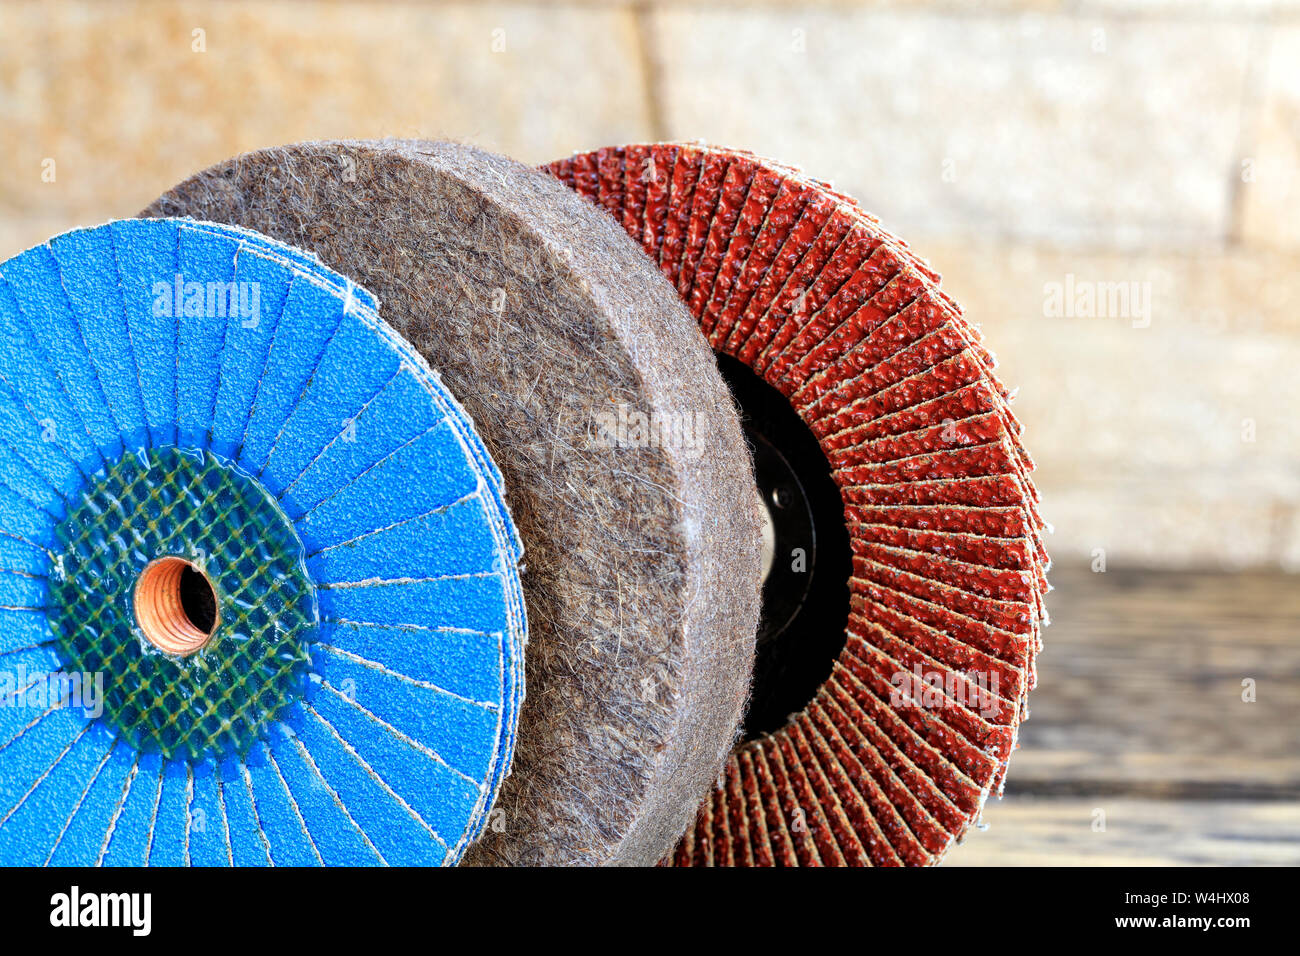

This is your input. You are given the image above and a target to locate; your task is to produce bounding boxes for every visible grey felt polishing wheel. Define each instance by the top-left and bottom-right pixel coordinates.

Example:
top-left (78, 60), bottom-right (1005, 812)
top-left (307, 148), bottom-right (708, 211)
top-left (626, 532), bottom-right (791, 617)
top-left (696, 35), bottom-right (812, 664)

top-left (145, 140), bottom-right (764, 866)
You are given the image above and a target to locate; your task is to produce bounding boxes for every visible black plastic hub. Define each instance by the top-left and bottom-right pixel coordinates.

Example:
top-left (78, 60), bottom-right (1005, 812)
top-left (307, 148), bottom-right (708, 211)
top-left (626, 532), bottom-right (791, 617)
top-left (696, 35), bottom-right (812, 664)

top-left (715, 352), bottom-right (852, 740)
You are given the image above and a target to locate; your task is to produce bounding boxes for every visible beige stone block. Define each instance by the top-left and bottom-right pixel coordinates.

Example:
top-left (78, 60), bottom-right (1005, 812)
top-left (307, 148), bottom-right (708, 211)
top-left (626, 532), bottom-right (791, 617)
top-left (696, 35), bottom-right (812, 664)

top-left (0, 218), bottom-right (77, 262)
top-left (1040, 488), bottom-right (1280, 570)
top-left (915, 239), bottom-right (1300, 568)
top-left (1239, 25), bottom-right (1300, 250)
top-left (650, 8), bottom-right (1250, 246)
top-left (0, 0), bottom-right (652, 228)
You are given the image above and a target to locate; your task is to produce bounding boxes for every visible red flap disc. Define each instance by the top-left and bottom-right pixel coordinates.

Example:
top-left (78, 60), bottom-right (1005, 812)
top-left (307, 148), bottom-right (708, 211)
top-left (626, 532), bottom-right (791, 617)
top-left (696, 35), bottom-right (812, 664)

top-left (545, 143), bottom-right (1050, 866)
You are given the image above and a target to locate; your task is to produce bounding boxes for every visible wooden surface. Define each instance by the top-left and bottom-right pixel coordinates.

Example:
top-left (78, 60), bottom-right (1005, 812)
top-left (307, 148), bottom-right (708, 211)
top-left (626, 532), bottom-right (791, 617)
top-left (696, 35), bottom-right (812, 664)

top-left (944, 568), bottom-right (1300, 866)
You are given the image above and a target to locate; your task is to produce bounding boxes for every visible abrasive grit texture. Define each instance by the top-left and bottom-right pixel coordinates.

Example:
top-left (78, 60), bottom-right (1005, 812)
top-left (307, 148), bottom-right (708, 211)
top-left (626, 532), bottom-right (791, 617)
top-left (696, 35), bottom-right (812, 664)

top-left (146, 140), bottom-right (764, 867)
top-left (0, 218), bottom-right (525, 866)
top-left (547, 143), bottom-right (1050, 867)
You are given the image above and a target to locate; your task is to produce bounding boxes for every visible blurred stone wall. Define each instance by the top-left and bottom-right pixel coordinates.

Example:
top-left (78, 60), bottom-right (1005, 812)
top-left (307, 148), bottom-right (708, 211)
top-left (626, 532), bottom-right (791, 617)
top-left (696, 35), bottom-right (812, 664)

top-left (2, 0), bottom-right (1297, 571)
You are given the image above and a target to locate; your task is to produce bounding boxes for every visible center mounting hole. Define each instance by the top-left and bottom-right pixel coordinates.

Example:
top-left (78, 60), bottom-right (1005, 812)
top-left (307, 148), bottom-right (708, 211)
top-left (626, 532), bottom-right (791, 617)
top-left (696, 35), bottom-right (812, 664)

top-left (715, 352), bottom-right (852, 741)
top-left (134, 557), bottom-right (219, 656)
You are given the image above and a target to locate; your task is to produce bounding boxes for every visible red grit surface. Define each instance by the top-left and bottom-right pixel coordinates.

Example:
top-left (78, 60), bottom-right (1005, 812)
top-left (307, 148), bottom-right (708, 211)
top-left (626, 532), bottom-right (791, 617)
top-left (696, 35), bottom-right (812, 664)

top-left (544, 143), bottom-right (1050, 866)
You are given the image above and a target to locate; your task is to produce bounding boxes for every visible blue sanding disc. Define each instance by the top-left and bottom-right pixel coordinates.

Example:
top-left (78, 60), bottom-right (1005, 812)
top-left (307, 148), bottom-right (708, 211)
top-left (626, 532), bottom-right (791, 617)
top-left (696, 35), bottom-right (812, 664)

top-left (0, 218), bottom-right (526, 865)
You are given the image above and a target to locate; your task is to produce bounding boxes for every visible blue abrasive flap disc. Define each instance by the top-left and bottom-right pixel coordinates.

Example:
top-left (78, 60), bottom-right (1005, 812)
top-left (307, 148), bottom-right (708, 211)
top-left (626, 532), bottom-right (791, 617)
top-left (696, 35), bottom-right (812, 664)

top-left (0, 218), bottom-right (526, 866)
